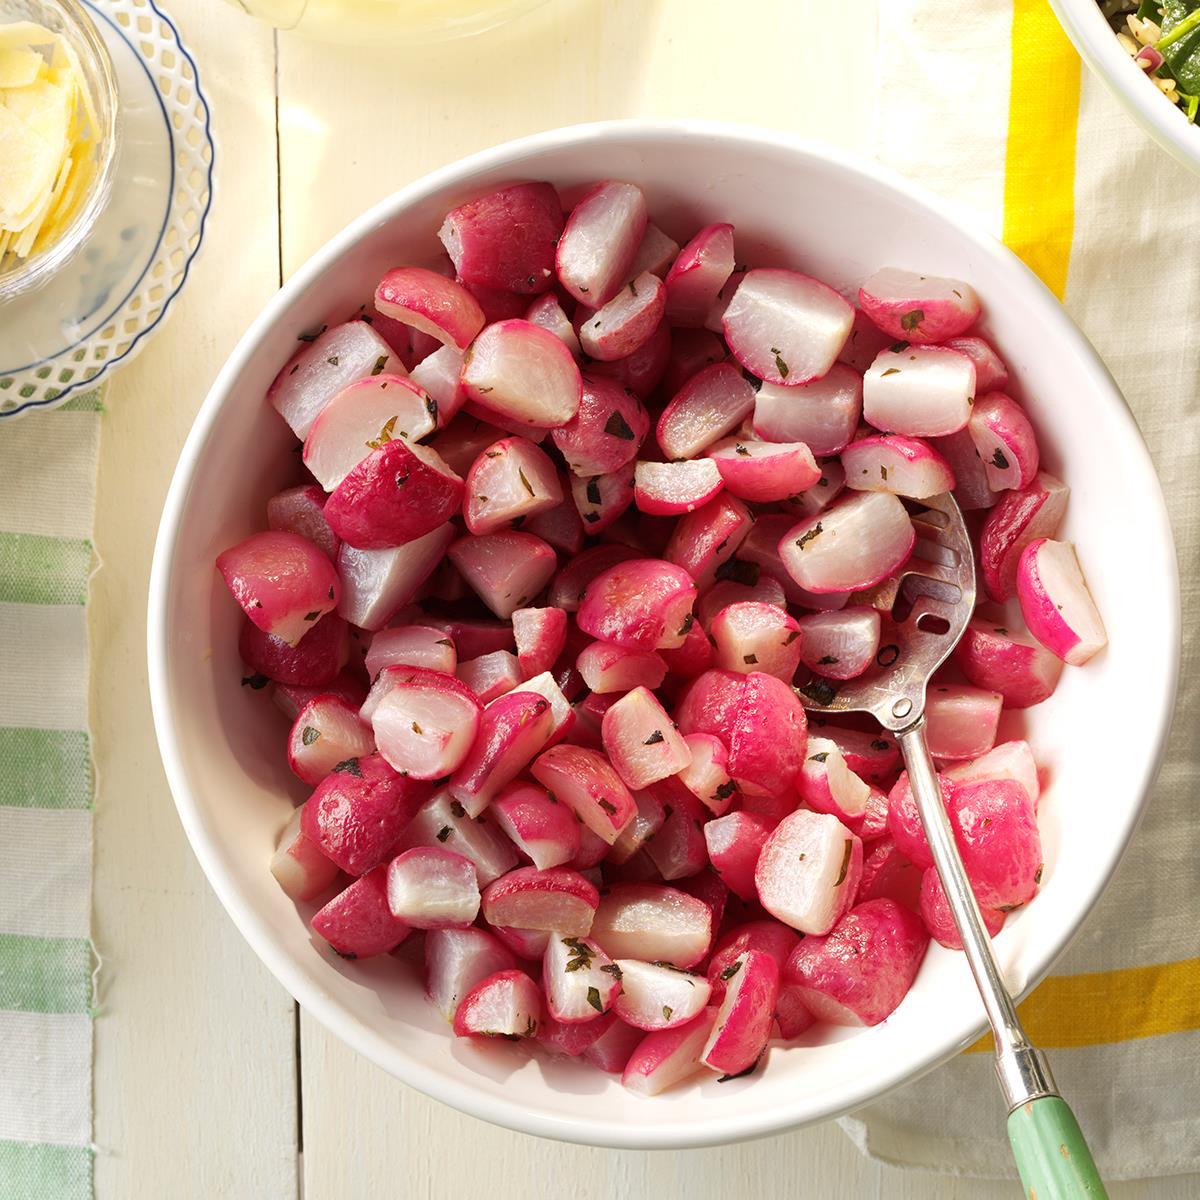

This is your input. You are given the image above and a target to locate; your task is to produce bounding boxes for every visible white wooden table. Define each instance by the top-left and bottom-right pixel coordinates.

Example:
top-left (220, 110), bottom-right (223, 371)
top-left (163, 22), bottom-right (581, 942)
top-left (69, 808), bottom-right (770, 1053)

top-left (87, 2), bottom-right (1194, 1195)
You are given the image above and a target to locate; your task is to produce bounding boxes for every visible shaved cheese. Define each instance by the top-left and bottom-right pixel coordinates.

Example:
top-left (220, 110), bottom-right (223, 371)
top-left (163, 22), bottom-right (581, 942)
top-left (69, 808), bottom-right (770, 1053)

top-left (0, 46), bottom-right (42, 88)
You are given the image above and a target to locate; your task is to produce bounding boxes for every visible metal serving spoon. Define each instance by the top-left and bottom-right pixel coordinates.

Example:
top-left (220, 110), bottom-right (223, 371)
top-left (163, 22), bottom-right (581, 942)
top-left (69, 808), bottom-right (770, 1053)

top-left (795, 492), bottom-right (1107, 1199)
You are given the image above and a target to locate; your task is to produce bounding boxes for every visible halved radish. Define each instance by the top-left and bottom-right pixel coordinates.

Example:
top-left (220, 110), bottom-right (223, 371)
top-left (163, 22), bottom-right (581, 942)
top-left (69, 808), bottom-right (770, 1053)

top-left (374, 267), bottom-right (485, 351)
top-left (371, 667), bottom-right (482, 779)
top-left (463, 437), bottom-right (562, 534)
top-left (580, 272), bottom-right (667, 361)
top-left (797, 736), bottom-right (871, 824)
top-left (707, 921), bottom-right (801, 1001)
top-left (658, 616), bottom-right (716, 680)
top-left (919, 869), bottom-right (1007, 950)
top-left (438, 181), bottom-right (562, 294)
top-left (509, 606), bottom-right (566, 679)
top-left (779, 492), bottom-right (915, 594)
top-left (586, 318), bottom-right (671, 399)
top-left (968, 393), bottom-right (1039, 491)
top-left (270, 808), bottom-right (339, 902)
top-left (267, 485), bottom-right (340, 561)
top-left (601, 687), bottom-right (691, 790)
top-left (408, 344), bottom-right (466, 428)
top-left (556, 180), bottom-right (648, 307)
top-left (932, 427), bottom-right (997, 511)
top-left (461, 319), bottom-right (583, 429)
top-left (543, 934), bottom-right (621, 1022)
top-left (784, 459), bottom-right (846, 518)
top-left (634, 459), bottom-right (724, 516)
top-left (707, 438), bottom-right (821, 503)
top-left (696, 576), bottom-right (786, 630)
top-left (630, 222), bottom-right (681, 278)
top-left (944, 778), bottom-right (1042, 910)
top-left (677, 732), bottom-right (738, 815)
top-left (664, 493), bottom-right (754, 589)
top-left (703, 811), bottom-right (772, 901)
top-left (664, 223), bottom-right (735, 328)
top-left (710, 601), bottom-right (803, 681)
top-left (886, 770), bottom-right (954, 870)
top-left (423, 617), bottom-right (515, 661)
top-left (481, 866), bottom-right (599, 935)
top-left (324, 439), bottom-right (463, 550)
top-left (863, 345), bottom-right (975, 437)
top-left (703, 269), bottom-right (744, 334)
top-left (582, 1015), bottom-right (644, 1073)
top-left (311, 866), bottom-right (412, 959)
top-left (1017, 538), bottom-right (1107, 666)
top-left (275, 671), bottom-right (366, 723)
top-left (752, 365), bottom-right (863, 456)
top-left (722, 269), bottom-right (854, 386)
top-left (979, 472), bottom-right (1069, 600)
top-left (239, 613), bottom-right (348, 687)
top-left (841, 434), bottom-right (956, 499)
top-left (288, 694), bottom-right (375, 786)
top-left (491, 781), bottom-right (581, 870)
top-left (820, 726), bottom-right (900, 786)
top-left (734, 514), bottom-right (815, 606)
top-left (365, 625), bottom-right (456, 680)
top-left (218, 531), bottom-right (340, 646)
top-left (510, 671), bottom-right (575, 746)
top-left (662, 328), bottom-right (726, 395)
top-left (577, 641), bottom-right (667, 693)
top-left (608, 787), bottom-right (668, 864)
top-left (452, 969), bottom-right (541, 1040)
top-left (857, 268), bottom-right (980, 343)
top-left (400, 789), bottom-right (519, 886)
top-left (944, 334), bottom-right (1008, 392)
top-left (386, 846), bottom-right (480, 928)
top-left (550, 373), bottom-right (648, 475)
top-left (944, 740), bottom-right (1040, 809)
top-left (425, 927), bottom-right (518, 1020)
top-left (795, 607), bottom-right (881, 680)
top-left (448, 531), bottom-right (557, 620)
top-left (622, 1007), bottom-right (720, 1096)
top-left (954, 618), bottom-right (1063, 708)
top-left (525, 489), bottom-right (586, 555)
top-left (699, 949), bottom-right (779, 1076)
top-left (448, 688), bottom-right (556, 817)
top-left (547, 544), bottom-right (640, 612)
top-left (530, 744), bottom-right (636, 844)
top-left (641, 781), bottom-right (709, 881)
top-left (525, 292), bottom-right (581, 355)
top-left (837, 307), bottom-right (895, 373)
top-left (429, 416), bottom-right (509, 476)
top-left (268, 320), bottom-right (400, 440)
top-left (926, 684), bottom-right (1003, 760)
top-left (576, 558), bottom-right (697, 651)
top-left (613, 959), bottom-right (712, 1031)
top-left (657, 362), bottom-right (756, 461)
top-left (589, 883), bottom-right (713, 968)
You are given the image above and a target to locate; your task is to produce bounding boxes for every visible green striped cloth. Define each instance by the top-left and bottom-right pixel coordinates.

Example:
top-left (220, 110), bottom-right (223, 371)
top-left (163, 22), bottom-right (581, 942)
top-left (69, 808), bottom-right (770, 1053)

top-left (0, 391), bottom-right (103, 1199)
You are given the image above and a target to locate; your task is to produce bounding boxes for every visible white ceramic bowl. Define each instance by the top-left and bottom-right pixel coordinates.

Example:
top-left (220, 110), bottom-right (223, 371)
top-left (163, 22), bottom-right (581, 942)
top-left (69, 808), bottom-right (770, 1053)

top-left (1050, 0), bottom-right (1200, 174)
top-left (148, 121), bottom-right (1179, 1149)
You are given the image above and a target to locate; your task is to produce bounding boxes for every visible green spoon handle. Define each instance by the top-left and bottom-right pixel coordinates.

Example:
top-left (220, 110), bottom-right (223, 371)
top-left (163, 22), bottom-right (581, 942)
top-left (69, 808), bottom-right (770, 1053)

top-left (1008, 1095), bottom-right (1108, 1199)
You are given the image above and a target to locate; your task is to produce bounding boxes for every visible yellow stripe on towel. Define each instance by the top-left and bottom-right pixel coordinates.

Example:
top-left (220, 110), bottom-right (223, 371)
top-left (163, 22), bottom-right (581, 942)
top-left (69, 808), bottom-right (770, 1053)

top-left (1003, 0), bottom-right (1081, 299)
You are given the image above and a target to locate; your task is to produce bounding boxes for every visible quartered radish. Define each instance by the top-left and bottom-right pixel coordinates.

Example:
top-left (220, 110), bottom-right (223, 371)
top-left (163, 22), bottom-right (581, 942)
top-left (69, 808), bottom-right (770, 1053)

top-left (634, 458), bottom-right (723, 516)
top-left (944, 334), bottom-right (1008, 393)
top-left (429, 416), bottom-right (508, 476)
top-left (664, 492), bottom-right (754, 589)
top-left (579, 271), bottom-right (667, 361)
top-left (734, 514), bottom-right (814, 606)
top-left (576, 558), bottom-right (697, 651)
top-left (622, 1008), bottom-right (719, 1096)
top-left (657, 362), bottom-right (756, 461)
top-left (547, 544), bottom-right (639, 612)
top-left (642, 782), bottom-right (709, 880)
top-left (630, 222), bottom-right (680, 278)
top-left (784, 459), bottom-right (846, 518)
top-left (979, 471), bottom-right (1069, 601)
top-left (863, 345), bottom-right (975, 437)
top-left (577, 641), bottom-right (667, 693)
top-left (954, 618), bottom-right (1063, 708)
top-left (696, 576), bottom-right (787, 630)
top-left (857, 268), bottom-right (980, 343)
top-left (288, 694), bottom-right (375, 786)
top-left (543, 934), bottom-right (621, 1022)
top-left (838, 307), bottom-right (896, 373)
top-left (841, 435), bottom-right (956, 499)
top-left (511, 606), bottom-right (567, 678)
top-left (703, 811), bottom-right (772, 900)
top-left (530, 743), bottom-right (636, 844)
top-left (613, 959), bottom-right (712, 1031)
top-left (510, 671), bottom-right (575, 745)
top-left (589, 883), bottom-right (712, 968)
top-left (452, 969), bottom-right (541, 1040)
top-left (703, 269), bottom-right (744, 334)
top-left (480, 866), bottom-right (599, 936)
top-left (945, 778), bottom-right (1042, 910)
top-left (537, 1011), bottom-right (616, 1057)
top-left (371, 667), bottom-right (482, 779)
top-left (658, 616), bottom-right (716, 680)
top-left (795, 607), bottom-right (881, 680)
top-left (267, 485), bottom-right (340, 561)
top-left (556, 180), bottom-right (648, 307)
top-left (707, 438), bottom-right (821, 503)
top-left (608, 787), bottom-right (668, 864)
top-left (919, 869), bottom-right (1007, 950)
top-left (425, 615), bottom-right (515, 659)
top-left (448, 530), bottom-right (557, 620)
top-left (925, 684), bottom-right (1003, 760)
top-left (797, 736), bottom-right (872, 824)
top-left (239, 612), bottom-right (348, 687)
top-left (699, 949), bottom-right (779, 1076)
top-left (677, 732), bottom-right (738, 815)
top-left (570, 461), bottom-right (636, 533)
top-left (722, 269), bottom-right (854, 386)
top-left (707, 921), bottom-right (800, 1003)
top-left (425, 927), bottom-right (518, 1020)
top-left (270, 808), bottom-right (339, 902)
top-left (375, 266), bottom-right (485, 351)
top-left (886, 770), bottom-right (955, 870)
top-left (944, 740), bottom-right (1041, 809)
top-left (1017, 538), bottom-right (1107, 666)
top-left (386, 846), bottom-right (480, 928)
top-left (586, 318), bottom-right (671, 399)
top-left (752, 366), bottom-right (863, 456)
top-left (463, 436), bottom-right (562, 534)
top-left (550, 373), bottom-right (648, 476)
top-left (525, 291), bottom-right (581, 354)
top-left (967, 393), bottom-right (1039, 491)
top-left (664, 223), bottom-right (735, 327)
top-left (491, 781), bottom-right (581, 870)
top-left (931, 427), bottom-right (997, 511)
top-left (311, 866), bottom-right (411, 959)
top-left (600, 687), bottom-right (691, 790)
top-left (400, 789), bottom-right (519, 887)
top-left (582, 1016), bottom-right (644, 1073)
top-left (408, 344), bottom-right (466, 428)
top-left (709, 601), bottom-right (803, 681)
top-left (365, 625), bottom-right (456, 680)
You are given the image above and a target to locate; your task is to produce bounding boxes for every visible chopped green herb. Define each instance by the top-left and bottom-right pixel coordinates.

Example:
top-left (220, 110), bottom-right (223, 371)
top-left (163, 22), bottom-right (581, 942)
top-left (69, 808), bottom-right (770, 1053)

top-left (994, 627), bottom-right (1008, 636)
top-left (240, 673), bottom-right (269, 690)
top-left (742, 653), bottom-right (758, 665)
top-left (450, 800), bottom-right (466, 818)
top-left (717, 1060), bottom-right (760, 1082)
top-left (715, 780), bottom-right (738, 800)
top-left (411, 720), bottom-right (423, 735)
top-left (370, 355), bottom-right (388, 376)
top-left (643, 730), bottom-right (665, 745)
top-left (795, 522), bottom-right (824, 551)
top-left (889, 341), bottom-right (909, 353)
top-left (604, 410), bottom-right (636, 440)
top-left (991, 448), bottom-right (1009, 470)
top-left (365, 414), bottom-right (398, 450)
top-left (303, 610), bottom-right (321, 621)
top-left (900, 309), bottom-right (925, 332)
top-left (436, 638), bottom-right (453, 646)
top-left (870, 739), bottom-right (891, 751)
top-left (661, 1005), bottom-right (674, 1021)
top-left (587, 987), bottom-right (605, 1013)
top-left (714, 557), bottom-right (760, 586)
top-left (436, 826), bottom-right (452, 842)
top-left (784, 630), bottom-right (801, 645)
top-left (818, 654), bottom-right (838, 665)
top-left (880, 367), bottom-right (900, 378)
top-left (1034, 864), bottom-right (1044, 884)
top-left (834, 838), bottom-right (854, 886)
top-left (518, 468), bottom-right (535, 497)
top-left (770, 347), bottom-right (789, 378)
top-left (719, 961), bottom-right (743, 982)
top-left (326, 355), bottom-right (340, 366)
top-left (809, 751), bottom-right (829, 763)
top-left (583, 512), bottom-right (600, 524)
top-left (301, 726), bottom-right (320, 746)
top-left (332, 758), bottom-right (362, 776)
top-left (734, 442), bottom-right (750, 456)
top-left (799, 677), bottom-right (837, 706)
top-left (598, 798), bottom-right (617, 815)
top-left (600, 962), bottom-right (623, 980)
top-left (586, 478), bottom-right (602, 505)
top-left (880, 465), bottom-right (888, 481)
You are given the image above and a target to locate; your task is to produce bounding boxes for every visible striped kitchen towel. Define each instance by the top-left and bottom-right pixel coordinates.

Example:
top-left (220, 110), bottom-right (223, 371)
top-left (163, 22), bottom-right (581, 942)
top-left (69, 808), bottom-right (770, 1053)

top-left (840, 0), bottom-right (1200, 1179)
top-left (0, 392), bottom-right (102, 1198)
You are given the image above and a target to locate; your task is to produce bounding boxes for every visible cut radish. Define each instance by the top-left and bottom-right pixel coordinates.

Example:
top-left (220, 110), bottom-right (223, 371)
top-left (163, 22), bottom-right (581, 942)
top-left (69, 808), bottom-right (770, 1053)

top-left (530, 743), bottom-right (636, 844)
top-left (463, 436), bottom-right (562, 534)
top-left (622, 1007), bottom-right (720, 1096)
top-left (311, 866), bottom-right (411, 959)
top-left (857, 268), bottom-right (980, 343)
top-left (954, 618), bottom-right (1063, 708)
top-left (538, 1012), bottom-right (616, 1057)
top-left (511, 606), bottom-right (567, 679)
top-left (239, 613), bottom-right (348, 687)
top-left (366, 625), bottom-right (456, 680)
top-left (707, 921), bottom-right (800, 1002)
top-left (550, 373), bottom-right (648, 476)
top-left (657, 362), bottom-right (756, 461)
top-left (452, 969), bottom-right (541, 1040)
top-left (641, 781), bottom-right (708, 881)
top-left (452, 655), bottom-right (512, 706)
top-left (677, 732), bottom-right (738, 815)
top-left (510, 671), bottom-right (575, 745)
top-left (576, 558), bottom-right (697, 651)
top-left (707, 438), bottom-right (821, 503)
top-left (658, 617), bottom-right (716, 681)
top-left (630, 222), bottom-right (680, 278)
top-left (886, 770), bottom-right (955, 870)
top-left (919, 869), bottom-right (1007, 950)
top-left (944, 335), bottom-right (1008, 392)
top-left (608, 787), bottom-right (668, 865)
top-left (582, 1016), bottom-right (644, 1073)
top-left (589, 883), bottom-right (712, 968)
top-left (275, 672), bottom-right (366, 722)
top-left (863, 345), bottom-right (975, 437)
top-left (931, 427), bottom-right (997, 511)
top-left (543, 934), bottom-right (621, 1022)
top-left (570, 461), bottom-right (636, 533)
top-left (385, 847), bottom-right (479, 928)
top-left (665, 223), bottom-right (735, 328)
top-left (491, 782), bottom-right (581, 870)
top-left (577, 641), bottom-right (667, 694)
top-left (448, 531), bottom-right (557, 620)
top-left (796, 736), bottom-right (875, 832)
top-left (525, 489), bottom-right (586, 555)
top-left (664, 493), bottom-right (754, 589)
top-left (400, 789), bottom-right (519, 887)
top-left (547, 544), bottom-right (640, 612)
top-left (556, 180), bottom-right (648, 306)
top-left (979, 472), bottom-right (1069, 601)
top-left (337, 522), bottom-right (456, 631)
top-left (525, 292), bottom-right (581, 355)
top-left (270, 808), bottom-right (339, 902)
top-left (586, 318), bottom-right (671, 399)
top-left (926, 684), bottom-right (1003, 760)
top-left (287, 694), bottom-right (375, 786)
top-left (424, 615), bottom-right (514, 660)
top-left (634, 459), bottom-right (724, 516)
top-left (1017, 538), bottom-right (1107, 666)
top-left (710, 601), bottom-right (803, 681)
top-left (662, 327), bottom-right (726, 395)
top-left (967, 392), bottom-right (1039, 492)
top-left (784, 459), bottom-right (847, 518)
top-left (601, 687), bottom-right (691, 790)
top-left (704, 811), bottom-right (772, 900)
top-left (722, 268), bottom-right (854, 386)
top-left (429, 416), bottom-right (508, 476)
top-left (696, 576), bottom-right (787, 630)
top-left (480, 866), bottom-right (599, 935)
top-left (425, 927), bottom-right (518, 1020)
top-left (944, 740), bottom-right (1041, 809)
top-left (613, 959), bottom-right (712, 1031)
top-left (371, 667), bottom-right (482, 779)
top-left (795, 607), bottom-right (881, 680)
top-left (841, 435), bottom-right (956, 499)
top-left (408, 345), bottom-right (466, 428)
top-left (374, 267), bottom-right (485, 351)
top-left (267, 485), bottom-right (340, 561)
top-left (837, 306), bottom-right (896, 373)
top-left (856, 835), bottom-right (924, 910)
top-left (580, 272), bottom-right (668, 361)
top-left (699, 949), bottom-right (779, 1076)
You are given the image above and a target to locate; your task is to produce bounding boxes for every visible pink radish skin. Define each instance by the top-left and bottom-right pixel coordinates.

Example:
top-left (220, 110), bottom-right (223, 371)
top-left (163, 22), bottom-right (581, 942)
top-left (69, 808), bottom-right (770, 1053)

top-left (311, 866), bottom-right (411, 959)
top-left (551, 374), bottom-right (648, 476)
top-left (945, 778), bottom-right (1042, 910)
top-left (269, 321), bottom-right (400, 440)
top-left (538, 1012), bottom-right (615, 1057)
top-left (797, 736), bottom-right (871, 823)
top-left (525, 292), bottom-right (581, 355)
top-left (556, 180), bottom-right (648, 307)
top-left (613, 959), bottom-right (713, 1031)
top-left (931, 428), bottom-right (997, 511)
top-left (366, 625), bottom-right (456, 680)
top-left (448, 689), bottom-right (556, 817)
top-left (275, 672), bottom-right (366, 722)
top-left (622, 1007), bottom-right (720, 1096)
top-left (707, 922), bottom-right (800, 1002)
top-left (491, 782), bottom-right (580, 870)
top-left (704, 812), bottom-right (772, 900)
top-left (463, 437), bottom-right (562, 535)
top-left (514, 671), bottom-right (576, 746)
top-left (700, 949), bottom-right (780, 1076)
top-left (288, 694), bottom-right (375, 786)
top-left (819, 726), bottom-right (901, 785)
top-left (425, 927), bottom-right (518, 1020)
top-left (642, 782), bottom-right (709, 880)
top-left (755, 810), bottom-right (862, 935)
top-left (657, 362), bottom-right (757, 461)
top-left (630, 222), bottom-right (680, 278)
top-left (796, 607), bottom-right (881, 680)
top-left (838, 308), bottom-right (895, 373)
top-left (841, 435), bottom-right (956, 499)
top-left (577, 641), bottom-right (667, 694)
top-left (707, 438), bottom-right (822, 503)
top-left (530, 744), bottom-right (636, 844)
top-left (239, 613), bottom-right (348, 687)
top-left (570, 461), bottom-right (636, 533)
top-left (926, 684), bottom-right (1003, 760)
top-left (481, 866), bottom-right (599, 935)
top-left (676, 870), bottom-right (728, 933)
top-left (452, 969), bottom-right (541, 1040)
top-left (857, 268), bottom-right (980, 343)
top-left (710, 601), bottom-right (803, 681)
top-left (437, 181), bottom-right (562, 294)
top-left (662, 328), bottom-right (726, 396)
top-left (270, 808), bottom-right (339, 902)
top-left (1017, 538), bottom-right (1107, 666)
top-left (608, 788), bottom-right (668, 864)
top-left (371, 668), bottom-right (482, 779)
top-left (634, 459), bottom-right (724, 516)
top-left (543, 934), bottom-right (621, 1022)
top-left (945, 741), bottom-right (1040, 809)
top-left (722, 269), bottom-right (854, 386)
top-left (267, 485), bottom-right (340, 561)
top-left (752, 366), bottom-right (863, 456)
top-left (943, 335), bottom-right (1008, 392)
top-left (525, 490), bottom-right (585, 555)
top-left (919, 869), bottom-right (1008, 950)
top-left (967, 392), bottom-right (1039, 491)
top-left (512, 606), bottom-right (567, 678)
top-left (337, 522), bottom-right (456, 631)
top-left (886, 771), bottom-right (956, 870)
top-left (576, 558), bottom-right (697, 651)
top-left (400, 789), bottom-right (519, 887)
top-left (486, 925), bottom-right (547, 960)
top-left (779, 492), bottom-right (915, 595)
top-left (303, 374), bottom-right (437, 491)
top-left (386, 847), bottom-right (480, 929)
top-left (665, 223), bottom-right (736, 328)
top-left (580, 272), bottom-right (667, 361)
top-left (461, 319), bottom-right (583, 430)
top-left (785, 898), bottom-right (929, 1025)
top-left (324, 438), bottom-right (463, 550)
top-left (375, 312), bottom-right (442, 370)
top-left (863, 345), bottom-right (975, 437)
top-left (570, 825), bottom-right (611, 872)
top-left (218, 531), bottom-right (340, 646)
top-left (980, 471), bottom-right (1070, 601)
top-left (696, 577), bottom-right (787, 630)
top-left (665, 493), bottom-right (754, 589)
top-left (448, 531), bottom-right (557, 620)
top-left (374, 267), bottom-right (485, 351)
top-left (429, 416), bottom-right (508, 476)
top-left (583, 1016), bottom-right (644, 1073)
top-left (408, 345), bottom-right (466, 428)
top-left (425, 615), bottom-right (514, 660)
top-left (856, 835), bottom-right (924, 910)
top-left (677, 732), bottom-right (738, 815)
top-left (586, 318), bottom-right (671, 399)
top-left (658, 618), bottom-right (716, 681)
top-left (954, 618), bottom-right (1064, 708)
top-left (302, 755), bottom-right (429, 876)
top-left (589, 883), bottom-right (713, 968)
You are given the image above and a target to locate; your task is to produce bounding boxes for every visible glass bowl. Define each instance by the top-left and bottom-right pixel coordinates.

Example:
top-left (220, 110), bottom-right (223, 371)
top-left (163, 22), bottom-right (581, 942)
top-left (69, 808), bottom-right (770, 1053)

top-left (0, 0), bottom-right (120, 302)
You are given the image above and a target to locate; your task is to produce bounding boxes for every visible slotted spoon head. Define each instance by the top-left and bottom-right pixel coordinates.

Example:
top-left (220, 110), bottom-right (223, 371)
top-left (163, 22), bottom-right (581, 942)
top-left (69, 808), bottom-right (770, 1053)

top-left (795, 492), bottom-right (977, 732)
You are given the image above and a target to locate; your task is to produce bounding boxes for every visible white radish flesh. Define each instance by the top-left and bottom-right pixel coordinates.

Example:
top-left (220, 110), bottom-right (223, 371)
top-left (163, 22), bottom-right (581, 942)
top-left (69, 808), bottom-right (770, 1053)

top-left (622, 1007), bottom-right (719, 1096)
top-left (400, 789), bottom-right (519, 887)
top-left (288, 695), bottom-right (375, 786)
top-left (945, 740), bottom-right (1041, 809)
top-left (657, 362), bottom-right (756, 461)
top-left (954, 618), bottom-right (1063, 708)
top-left (944, 335), bottom-right (1008, 392)
top-left (365, 625), bottom-right (456, 680)
top-left (408, 344), bottom-right (466, 428)
top-left (678, 733), bottom-right (738, 816)
top-left (707, 438), bottom-right (821, 503)
top-left (463, 437), bottom-right (562, 535)
top-left (386, 847), bottom-right (480, 929)
top-left (608, 787), bottom-right (668, 864)
top-left (863, 345), bottom-right (975, 437)
top-left (448, 531), bottom-right (557, 620)
top-left (925, 684), bottom-right (1003, 760)
top-left (480, 866), bottom-right (599, 935)
top-left (796, 736), bottom-right (871, 822)
top-left (491, 782), bottom-right (581, 870)
top-left (634, 458), bottom-right (724, 516)
top-left (511, 606), bottom-right (567, 679)
top-left (931, 428), bottom-right (997, 511)
top-left (452, 969), bottom-right (541, 1039)
top-left (1017, 538), bottom-right (1107, 666)
top-left (613, 959), bottom-right (712, 1031)
top-left (556, 180), bottom-right (648, 307)
top-left (795, 606), bottom-right (881, 680)
top-left (696, 576), bottom-right (786, 630)
top-left (629, 222), bottom-right (681, 279)
top-left (710, 601), bottom-right (803, 681)
top-left (543, 934), bottom-right (621, 1022)
top-left (664, 223), bottom-right (736, 328)
top-left (375, 266), bottom-right (485, 351)
top-left (841, 434), bottom-right (956, 499)
top-left (510, 671), bottom-right (575, 745)
top-left (589, 883), bottom-right (713, 968)
top-left (577, 641), bottom-right (667, 694)
top-left (857, 268), bottom-right (980, 343)
top-left (270, 808), bottom-right (339, 902)
top-left (372, 669), bottom-right (481, 779)
top-left (699, 949), bottom-right (779, 1076)
top-left (601, 686), bottom-right (692, 790)
top-left (579, 272), bottom-right (667, 361)
top-left (525, 291), bottom-right (581, 355)
top-left (752, 366), bottom-right (863, 456)
top-left (784, 459), bottom-right (846, 519)
top-left (570, 460), bottom-right (637, 534)
top-left (267, 485), bottom-right (340, 561)
top-left (703, 811), bottom-right (772, 900)
top-left (968, 393), bottom-right (1039, 491)
top-left (425, 927), bottom-right (518, 1020)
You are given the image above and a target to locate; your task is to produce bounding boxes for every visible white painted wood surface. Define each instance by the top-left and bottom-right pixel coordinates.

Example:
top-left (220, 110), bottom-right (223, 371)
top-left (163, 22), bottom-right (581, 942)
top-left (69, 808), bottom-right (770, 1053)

top-left (88, 1), bottom-right (1197, 1195)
